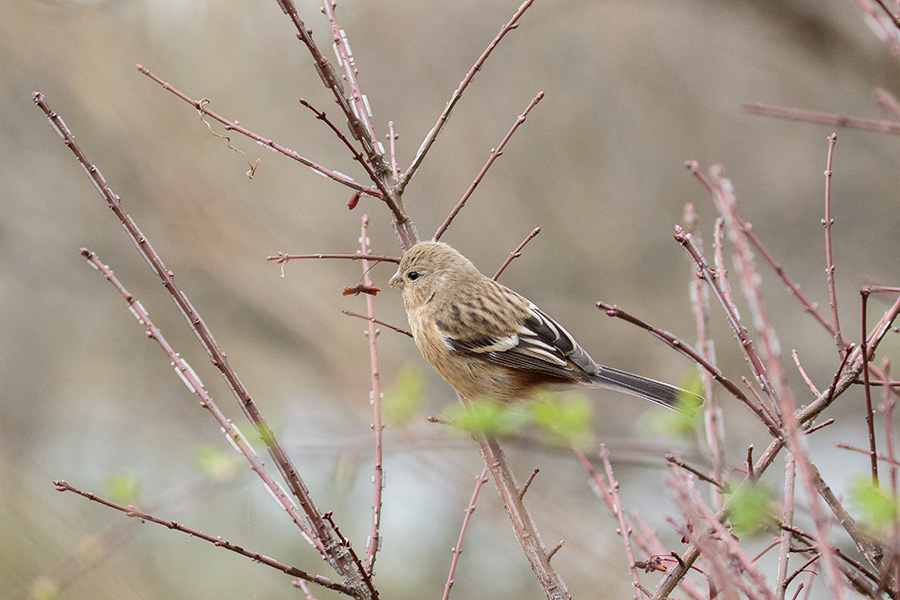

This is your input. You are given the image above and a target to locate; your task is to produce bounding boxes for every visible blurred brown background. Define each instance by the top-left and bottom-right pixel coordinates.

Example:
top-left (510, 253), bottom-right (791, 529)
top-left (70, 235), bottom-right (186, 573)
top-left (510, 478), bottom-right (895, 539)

top-left (3, 1), bottom-right (900, 598)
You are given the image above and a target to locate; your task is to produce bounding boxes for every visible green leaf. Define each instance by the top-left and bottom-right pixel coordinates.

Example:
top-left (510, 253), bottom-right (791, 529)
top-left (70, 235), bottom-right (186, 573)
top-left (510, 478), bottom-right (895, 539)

top-left (530, 393), bottom-right (594, 449)
top-left (849, 477), bottom-right (899, 532)
top-left (445, 400), bottom-right (530, 436)
top-left (384, 364), bottom-right (425, 425)
top-left (639, 406), bottom-right (696, 439)
top-left (193, 443), bottom-right (241, 482)
top-left (30, 576), bottom-right (60, 600)
top-left (727, 482), bottom-right (773, 535)
top-left (104, 470), bottom-right (141, 505)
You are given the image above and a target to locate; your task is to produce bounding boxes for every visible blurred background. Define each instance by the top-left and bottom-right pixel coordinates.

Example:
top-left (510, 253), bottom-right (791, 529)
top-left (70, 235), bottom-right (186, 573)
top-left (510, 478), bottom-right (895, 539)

top-left (3, 0), bottom-right (900, 598)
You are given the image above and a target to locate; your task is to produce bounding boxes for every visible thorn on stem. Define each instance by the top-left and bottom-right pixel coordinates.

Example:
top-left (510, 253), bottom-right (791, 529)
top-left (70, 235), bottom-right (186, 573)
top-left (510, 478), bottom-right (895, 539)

top-left (547, 540), bottom-right (565, 561)
top-left (517, 468), bottom-right (540, 501)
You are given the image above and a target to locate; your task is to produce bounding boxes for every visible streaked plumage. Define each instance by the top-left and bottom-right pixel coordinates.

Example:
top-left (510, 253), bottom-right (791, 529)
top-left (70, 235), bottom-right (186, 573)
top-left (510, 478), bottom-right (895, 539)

top-left (390, 241), bottom-right (701, 412)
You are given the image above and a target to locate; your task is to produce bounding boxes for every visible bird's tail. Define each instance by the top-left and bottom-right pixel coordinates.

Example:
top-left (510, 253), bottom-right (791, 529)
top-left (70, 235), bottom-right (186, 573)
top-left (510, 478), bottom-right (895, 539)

top-left (589, 366), bottom-right (703, 415)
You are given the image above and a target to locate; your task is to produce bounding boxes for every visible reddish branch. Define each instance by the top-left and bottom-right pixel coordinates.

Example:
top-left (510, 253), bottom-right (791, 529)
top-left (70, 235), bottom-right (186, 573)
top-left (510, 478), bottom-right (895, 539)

top-left (473, 424), bottom-right (571, 600)
top-left (54, 480), bottom-right (351, 594)
top-left (136, 65), bottom-right (379, 197)
top-left (742, 103), bottom-right (900, 135)
top-left (298, 97), bottom-right (384, 190)
top-left (596, 300), bottom-right (780, 433)
top-left (386, 121), bottom-right (399, 179)
top-left (683, 204), bottom-right (725, 508)
top-left (441, 467), bottom-right (489, 600)
top-left (493, 227), bottom-right (541, 280)
top-left (399, 0), bottom-right (535, 193)
top-left (433, 92), bottom-right (544, 241)
top-left (342, 310), bottom-right (411, 338)
top-left (696, 166), bottom-right (789, 417)
top-left (267, 252), bottom-right (400, 264)
top-left (273, 0), bottom-right (417, 249)
top-left (79, 248), bottom-right (321, 540)
top-left (861, 289), bottom-right (880, 485)
top-left (822, 134), bottom-right (846, 355)
top-left (358, 216), bottom-right (386, 574)
top-left (35, 93), bottom-right (376, 599)
top-left (600, 445), bottom-right (646, 599)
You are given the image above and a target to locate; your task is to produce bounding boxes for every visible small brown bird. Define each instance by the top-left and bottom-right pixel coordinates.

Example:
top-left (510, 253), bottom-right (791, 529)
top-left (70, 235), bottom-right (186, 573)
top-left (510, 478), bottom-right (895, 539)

top-left (390, 241), bottom-right (701, 412)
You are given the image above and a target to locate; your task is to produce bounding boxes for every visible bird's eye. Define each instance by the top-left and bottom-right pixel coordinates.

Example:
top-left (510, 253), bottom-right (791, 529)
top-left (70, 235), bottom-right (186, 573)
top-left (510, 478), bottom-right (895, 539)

top-left (407, 271), bottom-right (420, 281)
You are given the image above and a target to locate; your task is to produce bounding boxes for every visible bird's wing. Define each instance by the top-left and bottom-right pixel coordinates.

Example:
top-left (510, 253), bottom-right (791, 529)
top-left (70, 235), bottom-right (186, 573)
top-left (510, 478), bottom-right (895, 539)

top-left (436, 295), bottom-right (597, 382)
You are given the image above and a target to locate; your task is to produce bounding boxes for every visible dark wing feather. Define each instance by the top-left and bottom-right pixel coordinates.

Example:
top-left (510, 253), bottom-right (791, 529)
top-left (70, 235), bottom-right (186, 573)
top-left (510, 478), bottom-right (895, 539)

top-left (437, 292), bottom-right (598, 383)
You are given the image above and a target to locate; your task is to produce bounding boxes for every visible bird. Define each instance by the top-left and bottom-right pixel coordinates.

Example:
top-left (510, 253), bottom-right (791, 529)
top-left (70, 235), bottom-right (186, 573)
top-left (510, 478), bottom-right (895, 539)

top-left (389, 240), bottom-right (702, 413)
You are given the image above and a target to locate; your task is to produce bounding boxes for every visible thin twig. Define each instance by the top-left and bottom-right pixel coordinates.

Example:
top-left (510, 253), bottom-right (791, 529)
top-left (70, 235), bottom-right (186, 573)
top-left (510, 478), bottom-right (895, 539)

top-left (546, 541), bottom-right (566, 562)
top-left (673, 228), bottom-right (784, 430)
top-left (399, 0), bottom-right (535, 192)
top-left (596, 300), bottom-right (780, 433)
top-left (473, 424), bottom-right (571, 600)
top-left (669, 468), bottom-right (778, 600)
top-left (433, 92), bottom-right (544, 241)
top-left (136, 65), bottom-right (379, 197)
top-left (322, 1), bottom-right (379, 153)
top-left (665, 453), bottom-right (728, 491)
top-left (707, 165), bottom-right (788, 417)
top-left (34, 93), bottom-right (374, 597)
top-left (712, 217), bottom-right (735, 310)
top-left (822, 134), bottom-right (846, 355)
top-left (742, 103), bottom-right (900, 135)
top-left (871, 0), bottom-right (900, 32)
top-left (79, 249), bottom-right (318, 540)
top-left (276, 0), bottom-right (388, 177)
top-left (493, 227), bottom-right (541, 280)
top-left (600, 445), bottom-right (643, 599)
top-left (861, 288), bottom-right (880, 485)
top-left (299, 97), bottom-right (382, 190)
top-left (360, 216), bottom-right (385, 574)
top-left (267, 252), bottom-right (400, 264)
top-left (54, 481), bottom-right (350, 594)
top-left (517, 468), bottom-right (540, 501)
top-left (777, 454), bottom-right (797, 599)
top-left (835, 443), bottom-right (900, 467)
top-left (683, 204), bottom-right (725, 508)
top-left (342, 310), bottom-right (412, 338)
top-left (883, 360), bottom-right (897, 498)
top-left (386, 121), bottom-right (398, 180)
top-left (874, 88), bottom-right (900, 119)
top-left (442, 468), bottom-right (489, 600)
top-left (791, 350), bottom-right (821, 397)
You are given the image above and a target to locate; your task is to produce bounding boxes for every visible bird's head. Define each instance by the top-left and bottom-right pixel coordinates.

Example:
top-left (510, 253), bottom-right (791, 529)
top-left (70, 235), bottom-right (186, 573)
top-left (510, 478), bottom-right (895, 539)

top-left (390, 241), bottom-right (480, 308)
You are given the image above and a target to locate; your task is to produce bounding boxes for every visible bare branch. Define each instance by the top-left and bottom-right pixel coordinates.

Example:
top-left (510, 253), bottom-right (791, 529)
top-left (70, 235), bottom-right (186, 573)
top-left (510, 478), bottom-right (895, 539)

top-left (596, 300), bottom-right (780, 432)
top-left (742, 102), bottom-right (900, 134)
top-left (683, 204), bottom-right (725, 508)
top-left (359, 216), bottom-right (386, 574)
top-left (471, 415), bottom-right (571, 600)
top-left (601, 445), bottom-right (645, 599)
top-left (822, 134), bottom-right (846, 354)
top-left (441, 468), bottom-right (489, 600)
top-left (861, 289), bottom-right (880, 485)
top-left (433, 92), bottom-right (544, 241)
top-left (136, 65), bottom-right (379, 196)
top-left (54, 481), bottom-right (351, 594)
top-left (493, 227), bottom-right (541, 280)
top-left (267, 252), bottom-right (400, 265)
top-left (34, 93), bottom-right (375, 598)
top-left (342, 310), bottom-right (412, 338)
top-left (79, 249), bottom-right (320, 544)
top-left (400, 0), bottom-right (535, 192)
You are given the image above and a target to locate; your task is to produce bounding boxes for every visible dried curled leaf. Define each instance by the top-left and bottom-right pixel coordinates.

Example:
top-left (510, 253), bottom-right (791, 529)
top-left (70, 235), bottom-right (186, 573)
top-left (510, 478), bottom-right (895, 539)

top-left (343, 284), bottom-right (380, 297)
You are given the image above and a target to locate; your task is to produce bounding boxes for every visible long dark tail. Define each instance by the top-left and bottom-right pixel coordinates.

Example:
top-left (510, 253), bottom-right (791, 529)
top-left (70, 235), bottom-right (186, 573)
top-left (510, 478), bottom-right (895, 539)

top-left (589, 366), bottom-right (703, 414)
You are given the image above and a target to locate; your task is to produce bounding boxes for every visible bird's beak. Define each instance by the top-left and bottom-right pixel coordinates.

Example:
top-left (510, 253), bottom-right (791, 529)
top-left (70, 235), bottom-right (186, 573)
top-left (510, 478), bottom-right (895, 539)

top-left (389, 271), bottom-right (402, 289)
